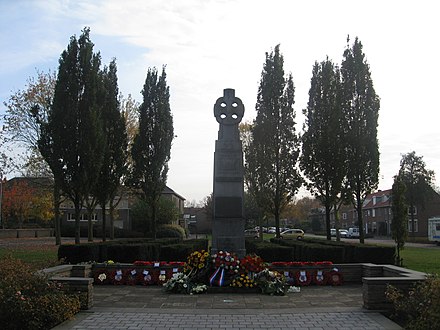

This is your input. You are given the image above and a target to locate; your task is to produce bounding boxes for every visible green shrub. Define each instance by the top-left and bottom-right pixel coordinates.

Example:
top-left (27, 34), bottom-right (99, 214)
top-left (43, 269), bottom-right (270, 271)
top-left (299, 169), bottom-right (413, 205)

top-left (352, 245), bottom-right (395, 264)
top-left (160, 244), bottom-right (197, 261)
top-left (386, 275), bottom-right (440, 329)
top-left (245, 240), bottom-right (294, 262)
top-left (274, 237), bottom-right (394, 264)
top-left (156, 224), bottom-right (186, 239)
top-left (160, 239), bottom-right (209, 261)
top-left (0, 256), bottom-right (80, 329)
top-left (106, 243), bottom-right (160, 262)
top-left (58, 243), bottom-right (101, 264)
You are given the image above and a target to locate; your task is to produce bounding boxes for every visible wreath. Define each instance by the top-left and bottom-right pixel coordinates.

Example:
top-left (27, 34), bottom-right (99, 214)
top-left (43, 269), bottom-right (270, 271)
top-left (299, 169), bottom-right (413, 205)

top-left (94, 269), bottom-right (109, 285)
top-left (110, 269), bottom-right (125, 285)
top-left (295, 270), bottom-right (312, 286)
top-left (158, 269), bottom-right (169, 285)
top-left (326, 269), bottom-right (343, 286)
top-left (282, 270), bottom-right (295, 286)
top-left (312, 269), bottom-right (327, 285)
top-left (138, 269), bottom-right (154, 285)
top-left (125, 268), bottom-right (138, 285)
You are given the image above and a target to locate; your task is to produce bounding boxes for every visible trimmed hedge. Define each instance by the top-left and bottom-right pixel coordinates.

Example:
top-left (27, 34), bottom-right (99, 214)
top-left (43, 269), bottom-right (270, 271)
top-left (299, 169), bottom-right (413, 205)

top-left (160, 239), bottom-right (209, 261)
top-left (58, 238), bottom-right (208, 264)
top-left (271, 237), bottom-right (395, 264)
top-left (245, 240), bottom-right (294, 262)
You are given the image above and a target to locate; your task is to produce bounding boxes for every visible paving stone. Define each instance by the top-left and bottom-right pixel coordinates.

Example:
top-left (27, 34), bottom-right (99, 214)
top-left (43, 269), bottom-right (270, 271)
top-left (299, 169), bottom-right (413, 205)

top-left (53, 285), bottom-right (402, 330)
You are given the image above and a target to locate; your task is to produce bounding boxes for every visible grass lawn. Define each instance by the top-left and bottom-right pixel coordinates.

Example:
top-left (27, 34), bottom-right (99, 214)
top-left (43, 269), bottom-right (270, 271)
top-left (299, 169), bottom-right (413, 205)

top-left (400, 246), bottom-right (440, 275)
top-left (0, 243), bottom-right (59, 270)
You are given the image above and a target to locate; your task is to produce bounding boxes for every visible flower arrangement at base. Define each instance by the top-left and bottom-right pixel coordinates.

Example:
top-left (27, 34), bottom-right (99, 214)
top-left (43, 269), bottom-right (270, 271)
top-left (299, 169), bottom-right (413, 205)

top-left (163, 272), bottom-right (207, 294)
top-left (295, 270), bottom-right (312, 286)
top-left (183, 249), bottom-right (211, 284)
top-left (230, 273), bottom-right (256, 289)
top-left (312, 270), bottom-right (327, 285)
top-left (94, 270), bottom-right (109, 285)
top-left (240, 254), bottom-right (265, 274)
top-left (124, 269), bottom-right (138, 285)
top-left (138, 269), bottom-right (154, 285)
top-left (281, 270), bottom-right (295, 286)
top-left (210, 251), bottom-right (240, 286)
top-left (255, 269), bottom-right (287, 295)
top-left (110, 269), bottom-right (125, 285)
top-left (184, 250), bottom-right (210, 273)
top-left (326, 268), bottom-right (343, 286)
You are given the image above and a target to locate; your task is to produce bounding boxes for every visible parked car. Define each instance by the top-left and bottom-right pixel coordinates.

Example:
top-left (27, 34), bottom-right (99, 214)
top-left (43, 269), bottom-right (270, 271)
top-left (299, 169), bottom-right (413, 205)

top-left (331, 228), bottom-right (349, 238)
top-left (339, 229), bottom-right (348, 238)
top-left (347, 227), bottom-right (360, 238)
top-left (267, 227), bottom-right (276, 234)
top-left (244, 229), bottom-right (259, 239)
top-left (279, 229), bottom-right (304, 240)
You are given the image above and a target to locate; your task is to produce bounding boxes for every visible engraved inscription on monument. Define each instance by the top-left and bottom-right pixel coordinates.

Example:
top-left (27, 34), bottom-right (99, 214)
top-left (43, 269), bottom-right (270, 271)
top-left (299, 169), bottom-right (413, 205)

top-left (211, 88), bottom-right (246, 258)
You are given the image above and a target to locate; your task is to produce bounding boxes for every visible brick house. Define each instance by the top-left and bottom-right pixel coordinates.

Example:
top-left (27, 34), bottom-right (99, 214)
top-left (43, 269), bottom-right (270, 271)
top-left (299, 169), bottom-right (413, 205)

top-left (334, 188), bottom-right (440, 238)
top-left (58, 185), bottom-right (186, 231)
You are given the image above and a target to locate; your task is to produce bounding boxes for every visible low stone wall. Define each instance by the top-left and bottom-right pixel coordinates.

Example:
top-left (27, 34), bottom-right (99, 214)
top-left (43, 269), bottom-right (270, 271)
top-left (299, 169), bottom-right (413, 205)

top-left (0, 228), bottom-right (54, 238)
top-left (41, 264), bottom-right (94, 310)
top-left (362, 265), bottom-right (426, 311)
top-left (41, 263), bottom-right (426, 312)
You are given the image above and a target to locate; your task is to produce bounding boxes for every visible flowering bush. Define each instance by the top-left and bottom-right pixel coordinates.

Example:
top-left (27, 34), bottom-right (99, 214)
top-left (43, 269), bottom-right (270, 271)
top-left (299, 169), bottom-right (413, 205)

top-left (0, 256), bottom-right (80, 329)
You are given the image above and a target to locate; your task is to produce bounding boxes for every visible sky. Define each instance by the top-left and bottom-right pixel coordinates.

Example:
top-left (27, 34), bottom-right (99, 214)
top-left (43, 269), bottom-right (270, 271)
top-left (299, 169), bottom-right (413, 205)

top-left (0, 0), bottom-right (439, 204)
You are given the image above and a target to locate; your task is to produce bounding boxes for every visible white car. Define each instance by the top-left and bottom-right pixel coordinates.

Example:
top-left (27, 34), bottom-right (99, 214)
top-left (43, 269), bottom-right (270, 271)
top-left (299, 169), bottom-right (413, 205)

top-left (331, 229), bottom-right (348, 237)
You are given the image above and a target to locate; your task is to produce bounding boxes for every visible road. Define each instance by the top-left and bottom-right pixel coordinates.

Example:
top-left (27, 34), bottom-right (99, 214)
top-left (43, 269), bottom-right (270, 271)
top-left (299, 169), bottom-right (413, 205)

top-left (305, 234), bottom-right (439, 249)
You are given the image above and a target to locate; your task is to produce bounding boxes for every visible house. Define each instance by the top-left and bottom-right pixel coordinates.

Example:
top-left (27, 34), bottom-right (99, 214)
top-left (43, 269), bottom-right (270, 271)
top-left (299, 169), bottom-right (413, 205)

top-left (183, 207), bottom-right (211, 234)
top-left (334, 188), bottom-right (440, 238)
top-left (59, 185), bottom-right (186, 231)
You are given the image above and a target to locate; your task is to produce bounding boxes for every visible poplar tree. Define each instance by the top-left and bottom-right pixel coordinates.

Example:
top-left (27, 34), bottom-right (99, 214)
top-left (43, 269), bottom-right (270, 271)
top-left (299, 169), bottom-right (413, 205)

top-left (245, 45), bottom-right (302, 238)
top-left (341, 37), bottom-right (380, 243)
top-left (398, 151), bottom-right (435, 238)
top-left (39, 28), bottom-right (105, 244)
top-left (391, 174), bottom-right (408, 266)
top-left (130, 66), bottom-right (174, 238)
top-left (94, 59), bottom-right (128, 241)
top-left (301, 58), bottom-right (346, 240)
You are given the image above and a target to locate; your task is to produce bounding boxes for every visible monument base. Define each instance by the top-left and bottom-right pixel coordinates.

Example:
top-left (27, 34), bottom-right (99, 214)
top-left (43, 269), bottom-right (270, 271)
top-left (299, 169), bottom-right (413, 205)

top-left (211, 217), bottom-right (246, 258)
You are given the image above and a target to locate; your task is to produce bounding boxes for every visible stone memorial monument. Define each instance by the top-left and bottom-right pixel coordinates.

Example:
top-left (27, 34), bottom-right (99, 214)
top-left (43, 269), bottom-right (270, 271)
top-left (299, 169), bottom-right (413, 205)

top-left (211, 88), bottom-right (246, 258)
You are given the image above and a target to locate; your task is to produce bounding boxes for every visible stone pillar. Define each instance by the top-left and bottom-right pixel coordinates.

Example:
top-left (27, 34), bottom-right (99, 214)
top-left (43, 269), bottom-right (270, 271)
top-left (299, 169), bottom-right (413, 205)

top-left (211, 88), bottom-right (246, 258)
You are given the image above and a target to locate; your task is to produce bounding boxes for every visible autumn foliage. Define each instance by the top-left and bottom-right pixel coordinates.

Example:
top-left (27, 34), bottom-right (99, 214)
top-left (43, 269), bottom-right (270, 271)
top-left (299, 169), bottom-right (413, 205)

top-left (1, 178), bottom-right (53, 228)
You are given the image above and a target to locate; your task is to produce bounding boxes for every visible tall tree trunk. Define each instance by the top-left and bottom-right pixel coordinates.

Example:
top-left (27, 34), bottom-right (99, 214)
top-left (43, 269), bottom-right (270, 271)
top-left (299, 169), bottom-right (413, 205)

top-left (334, 202), bottom-right (340, 242)
top-left (109, 203), bottom-right (115, 240)
top-left (410, 204), bottom-right (415, 239)
top-left (87, 210), bottom-right (93, 242)
top-left (54, 184), bottom-right (61, 245)
top-left (101, 202), bottom-right (107, 242)
top-left (356, 191), bottom-right (364, 244)
top-left (151, 201), bottom-right (157, 239)
top-left (325, 203), bottom-right (331, 240)
top-left (74, 203), bottom-right (81, 244)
